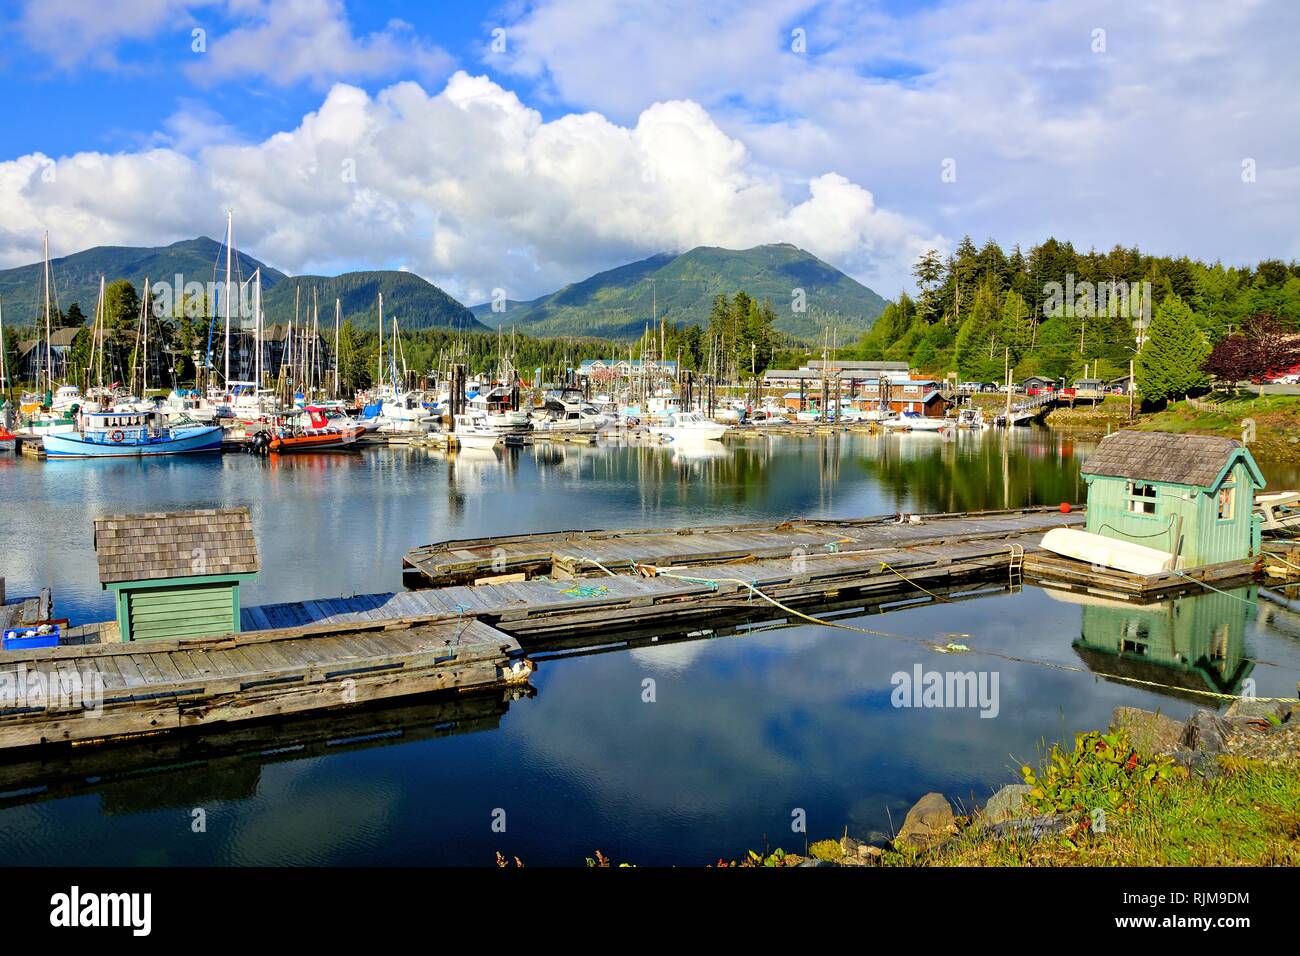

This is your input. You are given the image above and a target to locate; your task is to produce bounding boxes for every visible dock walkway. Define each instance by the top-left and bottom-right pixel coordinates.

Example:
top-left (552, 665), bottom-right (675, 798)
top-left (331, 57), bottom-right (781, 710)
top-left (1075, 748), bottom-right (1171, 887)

top-left (0, 615), bottom-right (523, 750)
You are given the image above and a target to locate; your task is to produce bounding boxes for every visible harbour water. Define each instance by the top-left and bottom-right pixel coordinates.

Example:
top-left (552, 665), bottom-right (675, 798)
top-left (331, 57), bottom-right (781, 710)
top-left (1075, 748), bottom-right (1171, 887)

top-left (2, 429), bottom-right (1298, 865)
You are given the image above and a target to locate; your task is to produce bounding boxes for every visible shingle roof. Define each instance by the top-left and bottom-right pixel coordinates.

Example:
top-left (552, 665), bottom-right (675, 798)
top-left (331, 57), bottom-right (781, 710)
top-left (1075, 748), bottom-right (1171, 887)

top-left (1081, 430), bottom-right (1249, 488)
top-left (93, 508), bottom-right (260, 585)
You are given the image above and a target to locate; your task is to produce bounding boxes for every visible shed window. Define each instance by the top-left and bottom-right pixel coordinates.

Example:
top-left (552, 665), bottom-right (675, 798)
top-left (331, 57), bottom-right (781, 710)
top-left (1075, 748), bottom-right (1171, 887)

top-left (1218, 483), bottom-right (1235, 520)
top-left (1126, 482), bottom-right (1158, 515)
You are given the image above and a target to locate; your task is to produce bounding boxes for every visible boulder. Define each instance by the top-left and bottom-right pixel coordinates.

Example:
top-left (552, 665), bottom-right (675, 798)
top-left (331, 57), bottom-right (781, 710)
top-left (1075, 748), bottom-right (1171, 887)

top-left (983, 784), bottom-right (1033, 823)
top-left (1111, 706), bottom-right (1183, 755)
top-left (1180, 710), bottom-right (1231, 752)
top-left (894, 792), bottom-right (957, 849)
top-left (1224, 698), bottom-right (1289, 723)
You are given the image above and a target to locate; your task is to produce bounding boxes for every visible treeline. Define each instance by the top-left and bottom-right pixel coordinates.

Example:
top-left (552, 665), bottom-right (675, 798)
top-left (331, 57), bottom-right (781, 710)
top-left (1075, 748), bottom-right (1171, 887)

top-left (851, 236), bottom-right (1300, 383)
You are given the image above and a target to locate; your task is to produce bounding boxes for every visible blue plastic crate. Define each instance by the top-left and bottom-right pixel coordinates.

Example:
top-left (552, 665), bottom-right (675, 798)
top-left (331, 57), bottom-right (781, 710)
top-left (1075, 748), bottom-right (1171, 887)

top-left (3, 625), bottom-right (60, 651)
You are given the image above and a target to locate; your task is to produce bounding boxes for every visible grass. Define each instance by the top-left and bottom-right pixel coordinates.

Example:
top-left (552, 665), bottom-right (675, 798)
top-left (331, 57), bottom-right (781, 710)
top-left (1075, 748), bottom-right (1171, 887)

top-left (881, 731), bottom-right (1300, 867)
top-left (1133, 392), bottom-right (1300, 460)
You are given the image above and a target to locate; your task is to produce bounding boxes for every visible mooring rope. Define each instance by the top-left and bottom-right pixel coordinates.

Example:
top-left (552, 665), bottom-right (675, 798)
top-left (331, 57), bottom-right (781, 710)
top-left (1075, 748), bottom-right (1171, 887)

top-left (634, 563), bottom-right (1300, 705)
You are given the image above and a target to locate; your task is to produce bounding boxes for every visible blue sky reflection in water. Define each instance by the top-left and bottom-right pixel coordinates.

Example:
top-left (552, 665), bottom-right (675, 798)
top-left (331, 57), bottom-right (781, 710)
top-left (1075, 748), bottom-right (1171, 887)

top-left (0, 429), bottom-right (1297, 866)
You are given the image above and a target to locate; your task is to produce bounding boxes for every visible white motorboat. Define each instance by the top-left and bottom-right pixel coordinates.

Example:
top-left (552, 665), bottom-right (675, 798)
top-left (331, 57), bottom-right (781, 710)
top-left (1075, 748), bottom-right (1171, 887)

top-left (882, 411), bottom-right (953, 432)
top-left (469, 386), bottom-right (531, 438)
top-left (452, 412), bottom-right (500, 449)
top-left (649, 411), bottom-right (730, 443)
top-left (531, 389), bottom-right (613, 433)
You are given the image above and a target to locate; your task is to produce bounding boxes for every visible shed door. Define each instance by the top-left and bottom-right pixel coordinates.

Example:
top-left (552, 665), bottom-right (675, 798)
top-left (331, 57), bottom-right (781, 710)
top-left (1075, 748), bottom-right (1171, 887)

top-left (128, 584), bottom-right (233, 641)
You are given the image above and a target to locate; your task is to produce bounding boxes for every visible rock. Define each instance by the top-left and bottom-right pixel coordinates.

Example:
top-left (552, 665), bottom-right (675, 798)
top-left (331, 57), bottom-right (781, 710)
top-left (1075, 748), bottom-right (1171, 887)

top-left (894, 792), bottom-right (957, 849)
top-left (1111, 706), bottom-right (1183, 755)
top-left (1170, 750), bottom-right (1221, 778)
top-left (1181, 709), bottom-right (1231, 752)
top-left (983, 784), bottom-right (1033, 822)
top-left (984, 814), bottom-right (1072, 842)
top-left (1225, 698), bottom-right (1289, 723)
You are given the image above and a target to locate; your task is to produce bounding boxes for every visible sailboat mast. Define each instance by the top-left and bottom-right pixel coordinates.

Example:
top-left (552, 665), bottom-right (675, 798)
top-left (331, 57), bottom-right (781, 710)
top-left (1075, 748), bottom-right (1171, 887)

top-left (0, 292), bottom-right (7, 398)
top-left (254, 269), bottom-right (263, 390)
top-left (377, 293), bottom-right (384, 389)
top-left (142, 278), bottom-right (150, 395)
top-left (42, 232), bottom-right (53, 394)
top-left (334, 298), bottom-right (341, 397)
top-left (223, 210), bottom-right (233, 386)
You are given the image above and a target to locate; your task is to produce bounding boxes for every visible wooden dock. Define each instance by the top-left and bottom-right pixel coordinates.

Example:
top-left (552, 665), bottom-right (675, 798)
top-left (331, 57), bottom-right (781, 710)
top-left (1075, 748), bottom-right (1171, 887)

top-left (403, 508), bottom-right (1084, 588)
top-left (0, 614), bottom-right (527, 750)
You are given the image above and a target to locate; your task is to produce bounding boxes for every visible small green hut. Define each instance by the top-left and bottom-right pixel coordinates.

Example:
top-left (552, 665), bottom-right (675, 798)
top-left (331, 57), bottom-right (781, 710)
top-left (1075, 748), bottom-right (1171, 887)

top-left (1080, 430), bottom-right (1265, 568)
top-left (94, 508), bottom-right (260, 642)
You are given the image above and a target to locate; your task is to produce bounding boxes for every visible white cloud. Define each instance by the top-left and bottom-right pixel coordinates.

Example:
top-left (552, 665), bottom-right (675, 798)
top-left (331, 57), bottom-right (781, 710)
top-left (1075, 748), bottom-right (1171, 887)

top-left (0, 72), bottom-right (938, 303)
top-left (14, 0), bottom-right (453, 88)
top-left (186, 0), bottom-right (454, 88)
top-left (497, 0), bottom-right (1300, 273)
top-left (16, 0), bottom-right (201, 70)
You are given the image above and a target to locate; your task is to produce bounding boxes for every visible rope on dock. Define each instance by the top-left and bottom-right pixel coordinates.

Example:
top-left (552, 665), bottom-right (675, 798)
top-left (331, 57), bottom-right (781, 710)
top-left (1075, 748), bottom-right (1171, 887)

top-left (635, 564), bottom-right (1300, 705)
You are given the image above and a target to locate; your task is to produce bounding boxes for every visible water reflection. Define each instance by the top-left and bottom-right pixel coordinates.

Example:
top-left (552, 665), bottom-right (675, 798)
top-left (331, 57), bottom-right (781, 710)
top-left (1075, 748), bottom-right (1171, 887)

top-left (1055, 588), bottom-right (1256, 704)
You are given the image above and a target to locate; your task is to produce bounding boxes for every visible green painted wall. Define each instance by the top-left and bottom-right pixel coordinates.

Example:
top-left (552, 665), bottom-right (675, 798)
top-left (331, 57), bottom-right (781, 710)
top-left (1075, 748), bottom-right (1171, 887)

top-left (1083, 457), bottom-right (1261, 566)
top-left (109, 574), bottom-right (250, 641)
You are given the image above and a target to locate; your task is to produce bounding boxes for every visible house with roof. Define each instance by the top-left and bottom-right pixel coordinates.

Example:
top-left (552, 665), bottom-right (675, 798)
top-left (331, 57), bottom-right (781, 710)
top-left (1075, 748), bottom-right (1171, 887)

top-left (17, 326), bottom-right (82, 381)
top-left (93, 508), bottom-right (260, 642)
top-left (1079, 431), bottom-right (1265, 567)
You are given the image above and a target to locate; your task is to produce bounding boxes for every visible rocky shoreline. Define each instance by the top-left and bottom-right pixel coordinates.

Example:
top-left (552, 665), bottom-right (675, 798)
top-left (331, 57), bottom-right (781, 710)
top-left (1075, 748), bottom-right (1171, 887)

top-left (772, 698), bottom-right (1298, 867)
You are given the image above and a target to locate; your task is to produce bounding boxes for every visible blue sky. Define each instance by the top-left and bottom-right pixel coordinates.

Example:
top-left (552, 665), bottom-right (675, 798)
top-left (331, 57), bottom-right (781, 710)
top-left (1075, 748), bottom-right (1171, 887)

top-left (1, 0), bottom-right (1296, 304)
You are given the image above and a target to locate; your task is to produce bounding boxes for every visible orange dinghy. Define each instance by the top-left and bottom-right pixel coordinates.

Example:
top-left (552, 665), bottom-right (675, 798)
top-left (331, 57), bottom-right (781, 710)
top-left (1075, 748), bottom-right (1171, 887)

top-left (264, 406), bottom-right (366, 453)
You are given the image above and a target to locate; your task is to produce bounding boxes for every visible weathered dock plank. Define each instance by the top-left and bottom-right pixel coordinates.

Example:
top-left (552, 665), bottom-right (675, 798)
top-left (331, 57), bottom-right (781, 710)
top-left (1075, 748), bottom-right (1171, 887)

top-left (0, 616), bottom-right (527, 751)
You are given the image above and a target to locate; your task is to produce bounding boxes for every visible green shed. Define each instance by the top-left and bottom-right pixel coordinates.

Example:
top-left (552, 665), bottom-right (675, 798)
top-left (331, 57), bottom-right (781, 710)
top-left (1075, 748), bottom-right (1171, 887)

top-left (94, 508), bottom-right (260, 642)
top-left (1080, 430), bottom-right (1265, 568)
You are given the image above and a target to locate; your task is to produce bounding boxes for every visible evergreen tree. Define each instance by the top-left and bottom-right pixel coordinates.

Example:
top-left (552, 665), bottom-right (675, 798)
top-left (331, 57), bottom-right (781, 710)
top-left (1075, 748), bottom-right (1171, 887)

top-left (1135, 294), bottom-right (1211, 403)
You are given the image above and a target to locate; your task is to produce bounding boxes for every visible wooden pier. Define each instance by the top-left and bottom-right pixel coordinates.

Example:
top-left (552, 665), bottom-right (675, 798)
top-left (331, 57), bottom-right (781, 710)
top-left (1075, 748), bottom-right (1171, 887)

top-left (0, 614), bottom-right (527, 750)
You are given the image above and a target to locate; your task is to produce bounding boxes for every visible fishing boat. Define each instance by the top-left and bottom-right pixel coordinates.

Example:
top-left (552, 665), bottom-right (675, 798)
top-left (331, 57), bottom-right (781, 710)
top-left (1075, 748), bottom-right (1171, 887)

top-left (260, 406), bottom-right (365, 453)
top-left (452, 412), bottom-right (500, 449)
top-left (649, 411), bottom-right (729, 443)
top-left (43, 410), bottom-right (223, 459)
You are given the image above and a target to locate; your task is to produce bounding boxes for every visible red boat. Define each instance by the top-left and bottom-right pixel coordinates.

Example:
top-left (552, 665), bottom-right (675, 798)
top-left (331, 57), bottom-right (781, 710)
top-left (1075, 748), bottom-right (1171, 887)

top-left (261, 407), bottom-right (366, 454)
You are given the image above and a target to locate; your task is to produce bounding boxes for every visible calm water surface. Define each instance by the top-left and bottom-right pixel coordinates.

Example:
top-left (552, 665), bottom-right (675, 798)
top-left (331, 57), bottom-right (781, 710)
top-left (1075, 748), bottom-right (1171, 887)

top-left (1, 429), bottom-right (1298, 865)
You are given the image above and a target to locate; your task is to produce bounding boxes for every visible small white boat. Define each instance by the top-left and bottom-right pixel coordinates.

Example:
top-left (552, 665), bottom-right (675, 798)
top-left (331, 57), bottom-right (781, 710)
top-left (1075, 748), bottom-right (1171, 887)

top-left (1039, 527), bottom-right (1183, 576)
top-left (452, 412), bottom-right (500, 449)
top-left (883, 411), bottom-right (952, 432)
top-left (649, 411), bottom-right (729, 443)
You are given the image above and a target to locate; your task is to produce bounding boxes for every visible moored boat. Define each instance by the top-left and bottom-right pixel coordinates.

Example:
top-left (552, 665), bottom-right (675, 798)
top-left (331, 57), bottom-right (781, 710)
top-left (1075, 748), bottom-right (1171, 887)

top-left (648, 411), bottom-right (729, 443)
top-left (43, 410), bottom-right (223, 459)
top-left (261, 406), bottom-right (366, 453)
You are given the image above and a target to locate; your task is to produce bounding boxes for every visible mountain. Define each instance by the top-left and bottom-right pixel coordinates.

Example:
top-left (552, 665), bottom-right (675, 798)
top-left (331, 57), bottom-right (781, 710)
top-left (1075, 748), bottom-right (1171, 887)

top-left (0, 237), bottom-right (287, 327)
top-left (471, 244), bottom-right (888, 340)
top-left (0, 237), bottom-right (486, 333)
top-left (262, 272), bottom-right (486, 332)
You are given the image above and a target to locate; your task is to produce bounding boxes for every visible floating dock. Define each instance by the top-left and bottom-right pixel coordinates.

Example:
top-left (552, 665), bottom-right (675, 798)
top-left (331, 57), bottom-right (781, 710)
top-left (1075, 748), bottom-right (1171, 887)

top-left (0, 614), bottom-right (527, 750)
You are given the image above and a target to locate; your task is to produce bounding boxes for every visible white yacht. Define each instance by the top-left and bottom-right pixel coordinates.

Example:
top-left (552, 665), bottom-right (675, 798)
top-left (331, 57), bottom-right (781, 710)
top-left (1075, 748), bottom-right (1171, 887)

top-left (469, 386), bottom-right (531, 438)
top-left (649, 410), bottom-right (730, 443)
top-left (452, 412), bottom-right (500, 449)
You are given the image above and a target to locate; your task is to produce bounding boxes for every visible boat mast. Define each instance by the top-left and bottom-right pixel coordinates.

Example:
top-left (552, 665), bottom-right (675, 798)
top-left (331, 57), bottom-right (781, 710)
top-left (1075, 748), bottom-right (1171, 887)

top-left (0, 292), bottom-right (7, 400)
top-left (377, 293), bottom-right (384, 390)
top-left (223, 210), bottom-right (233, 386)
top-left (254, 269), bottom-right (263, 390)
top-left (334, 298), bottom-right (341, 398)
top-left (142, 277), bottom-right (150, 396)
top-left (42, 232), bottom-right (53, 395)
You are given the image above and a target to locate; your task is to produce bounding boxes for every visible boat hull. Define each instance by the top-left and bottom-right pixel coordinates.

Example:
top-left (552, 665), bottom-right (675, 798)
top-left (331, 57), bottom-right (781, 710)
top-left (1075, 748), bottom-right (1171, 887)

top-left (43, 426), bottom-right (224, 459)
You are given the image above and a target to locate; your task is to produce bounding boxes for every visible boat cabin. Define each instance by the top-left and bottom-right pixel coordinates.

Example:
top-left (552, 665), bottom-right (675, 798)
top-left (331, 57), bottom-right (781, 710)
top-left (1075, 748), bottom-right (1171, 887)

top-left (93, 508), bottom-right (260, 642)
top-left (1080, 430), bottom-right (1265, 568)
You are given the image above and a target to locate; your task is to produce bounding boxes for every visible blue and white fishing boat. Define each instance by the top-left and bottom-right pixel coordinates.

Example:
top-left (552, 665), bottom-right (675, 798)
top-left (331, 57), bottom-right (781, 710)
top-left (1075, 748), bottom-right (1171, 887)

top-left (43, 410), bottom-right (223, 459)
